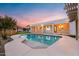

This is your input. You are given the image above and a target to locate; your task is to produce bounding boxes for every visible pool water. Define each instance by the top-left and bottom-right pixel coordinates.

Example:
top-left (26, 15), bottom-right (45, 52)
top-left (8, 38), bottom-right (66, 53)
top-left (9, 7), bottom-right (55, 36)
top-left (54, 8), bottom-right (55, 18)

top-left (23, 34), bottom-right (61, 45)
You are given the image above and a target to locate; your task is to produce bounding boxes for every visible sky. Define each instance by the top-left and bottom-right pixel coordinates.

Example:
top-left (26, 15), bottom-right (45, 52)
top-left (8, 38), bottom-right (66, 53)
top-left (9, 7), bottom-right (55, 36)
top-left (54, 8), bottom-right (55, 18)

top-left (0, 3), bottom-right (67, 27)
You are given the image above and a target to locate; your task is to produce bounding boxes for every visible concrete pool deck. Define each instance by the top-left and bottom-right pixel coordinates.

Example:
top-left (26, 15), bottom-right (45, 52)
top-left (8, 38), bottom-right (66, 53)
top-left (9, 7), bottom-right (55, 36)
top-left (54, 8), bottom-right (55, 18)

top-left (5, 34), bottom-right (79, 56)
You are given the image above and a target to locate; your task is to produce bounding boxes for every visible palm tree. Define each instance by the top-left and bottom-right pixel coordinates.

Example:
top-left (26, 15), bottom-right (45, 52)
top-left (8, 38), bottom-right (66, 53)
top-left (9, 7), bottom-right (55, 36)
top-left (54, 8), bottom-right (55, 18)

top-left (0, 15), bottom-right (17, 55)
top-left (0, 16), bottom-right (17, 39)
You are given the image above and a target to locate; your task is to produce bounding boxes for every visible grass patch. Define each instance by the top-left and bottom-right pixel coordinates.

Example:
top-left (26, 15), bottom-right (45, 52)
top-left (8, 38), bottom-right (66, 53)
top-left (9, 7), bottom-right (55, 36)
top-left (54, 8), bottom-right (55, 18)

top-left (16, 31), bottom-right (30, 34)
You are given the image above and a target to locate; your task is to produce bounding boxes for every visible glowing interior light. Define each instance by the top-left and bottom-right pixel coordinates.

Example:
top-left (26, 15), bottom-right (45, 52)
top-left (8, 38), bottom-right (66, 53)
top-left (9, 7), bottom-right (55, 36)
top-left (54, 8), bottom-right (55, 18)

top-left (46, 27), bottom-right (50, 30)
top-left (59, 26), bottom-right (61, 28)
top-left (61, 25), bottom-right (63, 28)
top-left (59, 24), bottom-right (63, 29)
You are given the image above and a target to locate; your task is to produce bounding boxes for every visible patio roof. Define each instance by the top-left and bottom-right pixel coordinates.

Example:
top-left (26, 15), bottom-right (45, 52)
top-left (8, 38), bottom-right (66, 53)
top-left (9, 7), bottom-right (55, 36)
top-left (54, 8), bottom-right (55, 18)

top-left (30, 18), bottom-right (69, 26)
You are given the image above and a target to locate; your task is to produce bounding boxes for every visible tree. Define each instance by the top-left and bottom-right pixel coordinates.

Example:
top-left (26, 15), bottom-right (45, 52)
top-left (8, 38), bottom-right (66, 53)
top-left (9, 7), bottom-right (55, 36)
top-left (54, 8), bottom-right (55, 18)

top-left (23, 28), bottom-right (27, 32)
top-left (0, 15), bottom-right (17, 39)
top-left (26, 25), bottom-right (30, 32)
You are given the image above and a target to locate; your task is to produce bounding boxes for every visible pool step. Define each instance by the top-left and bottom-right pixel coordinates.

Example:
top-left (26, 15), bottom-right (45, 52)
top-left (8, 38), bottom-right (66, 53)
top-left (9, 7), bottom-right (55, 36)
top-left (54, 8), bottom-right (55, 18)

top-left (23, 40), bottom-right (48, 49)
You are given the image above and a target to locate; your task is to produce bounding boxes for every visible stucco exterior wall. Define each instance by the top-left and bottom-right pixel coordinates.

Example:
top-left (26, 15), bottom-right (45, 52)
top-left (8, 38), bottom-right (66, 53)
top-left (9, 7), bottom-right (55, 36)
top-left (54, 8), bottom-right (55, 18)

top-left (69, 21), bottom-right (76, 35)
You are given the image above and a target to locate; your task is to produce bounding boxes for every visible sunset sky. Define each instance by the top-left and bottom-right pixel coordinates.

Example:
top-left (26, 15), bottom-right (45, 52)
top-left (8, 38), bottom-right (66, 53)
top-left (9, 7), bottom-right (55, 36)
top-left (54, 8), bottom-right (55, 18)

top-left (0, 3), bottom-right (67, 27)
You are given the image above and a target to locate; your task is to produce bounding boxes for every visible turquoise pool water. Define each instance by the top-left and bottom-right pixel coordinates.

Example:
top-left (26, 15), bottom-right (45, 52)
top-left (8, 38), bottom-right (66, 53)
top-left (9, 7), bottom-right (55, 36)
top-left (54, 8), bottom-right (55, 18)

top-left (24, 34), bottom-right (61, 45)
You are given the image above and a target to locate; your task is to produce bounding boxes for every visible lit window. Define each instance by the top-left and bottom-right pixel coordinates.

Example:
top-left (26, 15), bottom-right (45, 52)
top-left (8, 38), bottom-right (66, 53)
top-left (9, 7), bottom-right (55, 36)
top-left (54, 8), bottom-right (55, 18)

top-left (46, 26), bottom-right (50, 30)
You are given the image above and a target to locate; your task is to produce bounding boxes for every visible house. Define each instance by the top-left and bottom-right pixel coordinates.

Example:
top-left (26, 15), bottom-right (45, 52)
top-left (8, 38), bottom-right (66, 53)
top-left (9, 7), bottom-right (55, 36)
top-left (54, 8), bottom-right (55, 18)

top-left (30, 18), bottom-right (73, 35)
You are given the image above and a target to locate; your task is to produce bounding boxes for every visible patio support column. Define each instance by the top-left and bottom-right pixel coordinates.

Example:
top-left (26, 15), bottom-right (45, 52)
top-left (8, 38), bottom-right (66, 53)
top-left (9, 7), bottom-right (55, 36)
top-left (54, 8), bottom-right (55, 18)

top-left (50, 25), bottom-right (52, 34)
top-left (75, 16), bottom-right (78, 40)
top-left (41, 24), bottom-right (44, 34)
top-left (78, 4), bottom-right (79, 39)
top-left (51, 24), bottom-right (54, 33)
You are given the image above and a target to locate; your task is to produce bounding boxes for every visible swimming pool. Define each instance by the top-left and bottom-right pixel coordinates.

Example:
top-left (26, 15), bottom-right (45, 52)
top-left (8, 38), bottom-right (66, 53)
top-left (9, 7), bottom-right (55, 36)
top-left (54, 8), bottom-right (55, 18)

top-left (22, 34), bottom-right (61, 46)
